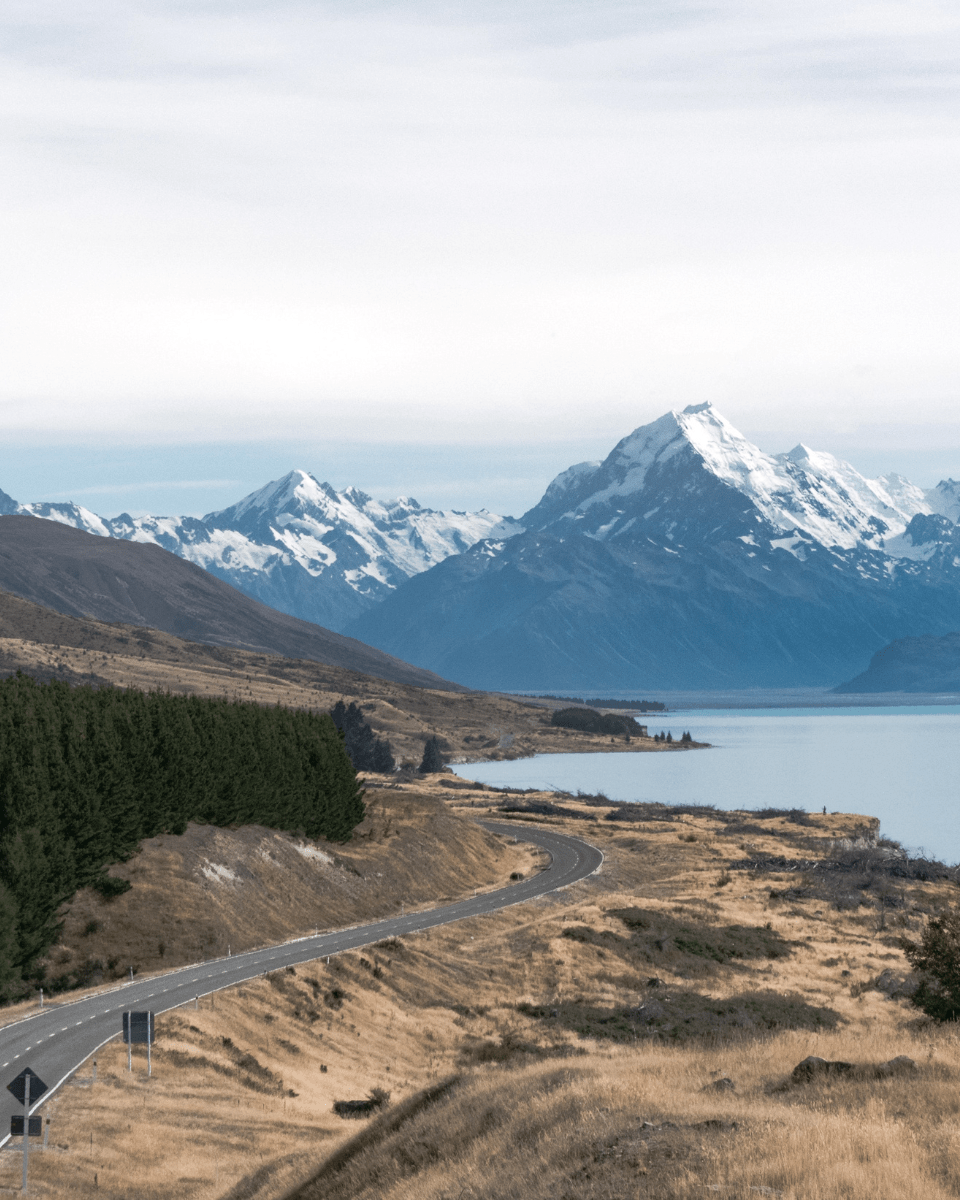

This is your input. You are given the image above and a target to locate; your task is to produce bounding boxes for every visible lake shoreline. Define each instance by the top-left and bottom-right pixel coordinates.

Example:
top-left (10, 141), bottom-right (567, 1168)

top-left (450, 705), bottom-right (960, 864)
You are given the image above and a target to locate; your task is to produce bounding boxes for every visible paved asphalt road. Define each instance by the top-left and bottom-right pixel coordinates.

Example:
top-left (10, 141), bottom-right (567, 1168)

top-left (0, 821), bottom-right (602, 1147)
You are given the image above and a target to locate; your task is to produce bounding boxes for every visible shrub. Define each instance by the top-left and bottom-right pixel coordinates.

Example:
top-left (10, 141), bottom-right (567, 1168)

top-left (550, 708), bottom-right (645, 737)
top-left (900, 907), bottom-right (960, 1021)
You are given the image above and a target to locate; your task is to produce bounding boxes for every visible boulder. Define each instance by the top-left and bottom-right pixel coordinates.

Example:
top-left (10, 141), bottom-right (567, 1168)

top-left (871, 970), bottom-right (918, 999)
top-left (876, 1055), bottom-right (917, 1077)
top-left (791, 1056), bottom-right (854, 1082)
top-left (701, 1076), bottom-right (736, 1092)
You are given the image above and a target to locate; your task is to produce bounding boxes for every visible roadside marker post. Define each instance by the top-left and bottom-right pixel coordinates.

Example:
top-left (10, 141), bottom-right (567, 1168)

top-left (122, 1012), bottom-right (156, 1076)
top-left (7, 1067), bottom-right (48, 1195)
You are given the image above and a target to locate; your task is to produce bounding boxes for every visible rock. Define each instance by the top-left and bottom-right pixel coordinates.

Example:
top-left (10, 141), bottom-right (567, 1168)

top-left (633, 1000), bottom-right (665, 1023)
top-left (876, 1055), bottom-right (918, 1077)
top-left (701, 1076), bottom-right (736, 1092)
top-left (791, 1056), bottom-right (854, 1082)
top-left (870, 970), bottom-right (918, 998)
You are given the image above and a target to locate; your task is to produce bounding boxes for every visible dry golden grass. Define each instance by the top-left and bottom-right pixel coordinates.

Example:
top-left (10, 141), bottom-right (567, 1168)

top-left (5, 790), bottom-right (955, 1199)
top-left (285, 1027), bottom-right (960, 1200)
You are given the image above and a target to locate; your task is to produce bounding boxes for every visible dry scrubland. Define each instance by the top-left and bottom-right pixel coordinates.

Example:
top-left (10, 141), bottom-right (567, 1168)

top-left (3, 783), bottom-right (959, 1199)
top-left (0, 589), bottom-right (692, 765)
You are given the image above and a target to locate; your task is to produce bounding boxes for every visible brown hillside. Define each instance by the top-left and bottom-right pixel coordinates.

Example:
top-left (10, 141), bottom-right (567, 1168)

top-left (0, 587), bottom-right (697, 764)
top-left (0, 514), bottom-right (464, 690)
top-left (31, 787), bottom-right (535, 994)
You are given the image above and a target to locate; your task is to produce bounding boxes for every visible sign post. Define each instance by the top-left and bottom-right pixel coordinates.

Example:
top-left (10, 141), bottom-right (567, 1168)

top-left (122, 1012), bottom-right (156, 1076)
top-left (6, 1068), bottom-right (48, 1195)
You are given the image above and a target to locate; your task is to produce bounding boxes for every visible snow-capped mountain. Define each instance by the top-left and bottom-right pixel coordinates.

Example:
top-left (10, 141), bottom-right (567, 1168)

top-left (349, 404), bottom-right (960, 691)
top-left (11, 471), bottom-right (519, 631)
top-left (927, 478), bottom-right (960, 525)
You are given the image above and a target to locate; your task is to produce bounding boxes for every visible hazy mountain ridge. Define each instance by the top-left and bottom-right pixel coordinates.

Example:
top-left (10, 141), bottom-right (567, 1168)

top-left (10, 470), bottom-right (519, 632)
top-left (349, 404), bottom-right (960, 690)
top-left (834, 630), bottom-right (960, 694)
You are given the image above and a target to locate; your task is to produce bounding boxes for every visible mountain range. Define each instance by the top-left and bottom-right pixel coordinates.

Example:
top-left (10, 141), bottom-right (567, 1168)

top-left (348, 404), bottom-right (960, 690)
top-left (5, 403), bottom-right (960, 691)
top-left (0, 516), bottom-right (464, 691)
top-left (0, 472), bottom-right (517, 632)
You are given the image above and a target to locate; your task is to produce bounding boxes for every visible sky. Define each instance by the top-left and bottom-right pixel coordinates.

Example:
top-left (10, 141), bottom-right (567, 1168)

top-left (2, 0), bottom-right (960, 517)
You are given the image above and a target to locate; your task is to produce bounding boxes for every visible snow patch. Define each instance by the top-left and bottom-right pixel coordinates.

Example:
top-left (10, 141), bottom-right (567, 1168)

top-left (200, 860), bottom-right (237, 883)
top-left (295, 843), bottom-right (334, 865)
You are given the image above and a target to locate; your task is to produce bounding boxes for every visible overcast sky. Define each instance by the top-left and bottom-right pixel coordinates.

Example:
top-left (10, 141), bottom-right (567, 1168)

top-left (2, 0), bottom-right (959, 515)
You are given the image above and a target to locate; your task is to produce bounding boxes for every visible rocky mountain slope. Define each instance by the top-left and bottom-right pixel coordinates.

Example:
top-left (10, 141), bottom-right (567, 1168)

top-left (834, 631), bottom-right (960, 693)
top-left (5, 470), bottom-right (517, 631)
top-left (349, 404), bottom-right (960, 690)
top-left (0, 515), bottom-right (464, 691)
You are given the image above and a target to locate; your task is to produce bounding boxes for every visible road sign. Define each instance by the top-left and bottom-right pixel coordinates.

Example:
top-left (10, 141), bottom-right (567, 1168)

top-left (122, 1011), bottom-right (155, 1044)
top-left (10, 1117), bottom-right (41, 1138)
top-left (6, 1068), bottom-right (47, 1107)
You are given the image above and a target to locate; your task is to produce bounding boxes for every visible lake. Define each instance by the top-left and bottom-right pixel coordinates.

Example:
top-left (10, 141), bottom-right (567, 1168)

top-left (451, 706), bottom-right (960, 864)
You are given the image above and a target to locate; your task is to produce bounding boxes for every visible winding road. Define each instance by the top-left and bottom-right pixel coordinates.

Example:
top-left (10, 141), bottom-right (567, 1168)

top-left (0, 821), bottom-right (602, 1147)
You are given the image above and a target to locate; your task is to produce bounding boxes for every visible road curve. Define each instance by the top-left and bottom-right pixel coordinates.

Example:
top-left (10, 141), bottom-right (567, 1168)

top-left (0, 821), bottom-right (601, 1145)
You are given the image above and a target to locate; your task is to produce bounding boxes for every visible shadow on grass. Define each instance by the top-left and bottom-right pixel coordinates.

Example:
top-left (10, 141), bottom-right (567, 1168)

top-left (518, 989), bottom-right (841, 1043)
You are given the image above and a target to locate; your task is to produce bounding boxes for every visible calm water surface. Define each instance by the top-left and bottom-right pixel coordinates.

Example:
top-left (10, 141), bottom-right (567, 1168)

top-left (452, 707), bottom-right (960, 864)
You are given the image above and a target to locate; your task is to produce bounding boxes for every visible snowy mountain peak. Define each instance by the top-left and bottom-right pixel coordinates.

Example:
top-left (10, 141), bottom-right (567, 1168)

top-left (8, 470), bottom-right (519, 634)
top-left (205, 469), bottom-right (335, 527)
top-left (525, 404), bottom-right (937, 552)
top-left (927, 478), bottom-right (960, 524)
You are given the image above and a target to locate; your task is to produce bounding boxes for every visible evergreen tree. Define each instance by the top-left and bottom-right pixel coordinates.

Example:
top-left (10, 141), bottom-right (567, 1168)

top-left (419, 735), bottom-right (445, 774)
top-left (0, 881), bottom-right (22, 1003)
top-left (901, 907), bottom-right (960, 1021)
top-left (330, 701), bottom-right (395, 774)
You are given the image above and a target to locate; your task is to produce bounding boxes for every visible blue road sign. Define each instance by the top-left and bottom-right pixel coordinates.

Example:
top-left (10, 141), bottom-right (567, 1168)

top-left (6, 1068), bottom-right (47, 1107)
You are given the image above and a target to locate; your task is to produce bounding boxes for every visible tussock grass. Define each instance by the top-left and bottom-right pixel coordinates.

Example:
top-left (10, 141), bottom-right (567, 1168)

top-left (287, 1028), bottom-right (960, 1200)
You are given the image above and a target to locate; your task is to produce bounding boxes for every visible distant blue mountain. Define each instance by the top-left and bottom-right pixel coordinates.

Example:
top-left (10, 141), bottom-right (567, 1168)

top-left (835, 632), bottom-right (960, 693)
top-left (348, 404), bottom-right (960, 691)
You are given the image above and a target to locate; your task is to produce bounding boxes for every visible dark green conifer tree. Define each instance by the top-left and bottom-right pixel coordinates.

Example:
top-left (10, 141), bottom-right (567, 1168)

top-left (418, 735), bottom-right (445, 774)
top-left (0, 881), bottom-right (22, 1003)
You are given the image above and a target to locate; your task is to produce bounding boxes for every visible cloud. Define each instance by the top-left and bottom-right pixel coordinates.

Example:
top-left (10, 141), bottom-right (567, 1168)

top-left (0, 1), bottom-right (959, 450)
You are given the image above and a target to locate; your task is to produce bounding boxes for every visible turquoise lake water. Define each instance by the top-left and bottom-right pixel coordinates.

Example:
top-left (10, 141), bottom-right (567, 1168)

top-left (451, 706), bottom-right (960, 864)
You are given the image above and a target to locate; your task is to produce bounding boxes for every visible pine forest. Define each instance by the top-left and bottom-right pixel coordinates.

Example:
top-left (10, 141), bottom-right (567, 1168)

top-left (0, 674), bottom-right (364, 1000)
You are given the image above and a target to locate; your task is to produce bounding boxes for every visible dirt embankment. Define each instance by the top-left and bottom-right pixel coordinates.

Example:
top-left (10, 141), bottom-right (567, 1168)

top-left (34, 786), bottom-right (535, 993)
top-left (10, 789), bottom-right (958, 1200)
